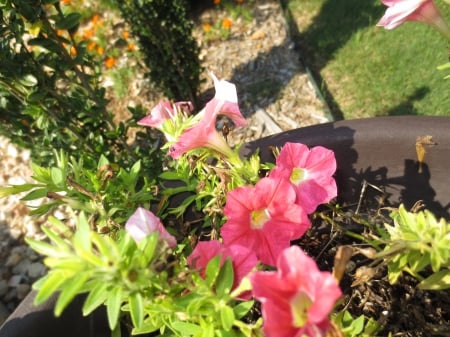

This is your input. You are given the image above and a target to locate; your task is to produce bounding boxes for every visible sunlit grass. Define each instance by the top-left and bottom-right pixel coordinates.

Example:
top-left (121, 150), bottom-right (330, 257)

top-left (287, 0), bottom-right (450, 119)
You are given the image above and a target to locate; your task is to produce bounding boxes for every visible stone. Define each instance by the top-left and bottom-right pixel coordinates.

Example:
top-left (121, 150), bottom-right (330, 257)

top-left (5, 252), bottom-right (22, 267)
top-left (16, 284), bottom-right (31, 300)
top-left (7, 275), bottom-right (22, 288)
top-left (0, 279), bottom-right (8, 296)
top-left (27, 262), bottom-right (46, 279)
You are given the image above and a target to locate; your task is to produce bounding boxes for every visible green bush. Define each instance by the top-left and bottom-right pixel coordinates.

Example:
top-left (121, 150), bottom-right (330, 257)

top-left (113, 0), bottom-right (202, 104)
top-left (0, 0), bottom-right (162, 174)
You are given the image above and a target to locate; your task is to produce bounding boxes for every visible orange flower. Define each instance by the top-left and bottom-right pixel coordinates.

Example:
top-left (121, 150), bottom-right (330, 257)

top-left (222, 18), bottom-right (232, 30)
top-left (92, 14), bottom-right (100, 26)
top-left (70, 46), bottom-right (77, 56)
top-left (105, 56), bottom-right (116, 69)
top-left (122, 30), bottom-right (129, 39)
top-left (87, 41), bottom-right (96, 51)
top-left (127, 43), bottom-right (136, 51)
top-left (62, 0), bottom-right (72, 5)
top-left (83, 28), bottom-right (94, 39)
top-left (214, 0), bottom-right (220, 4)
top-left (203, 23), bottom-right (211, 33)
top-left (96, 46), bottom-right (104, 55)
top-left (236, 0), bottom-right (244, 3)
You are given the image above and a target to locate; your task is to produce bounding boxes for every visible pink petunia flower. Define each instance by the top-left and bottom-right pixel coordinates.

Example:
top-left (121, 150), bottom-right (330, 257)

top-left (125, 207), bottom-right (177, 248)
top-left (138, 101), bottom-right (193, 130)
top-left (187, 240), bottom-right (258, 293)
top-left (376, 0), bottom-right (450, 40)
top-left (221, 176), bottom-right (310, 266)
top-left (250, 246), bottom-right (342, 337)
top-left (169, 114), bottom-right (235, 159)
top-left (269, 142), bottom-right (337, 214)
top-left (204, 72), bottom-right (247, 128)
top-left (169, 73), bottom-right (246, 159)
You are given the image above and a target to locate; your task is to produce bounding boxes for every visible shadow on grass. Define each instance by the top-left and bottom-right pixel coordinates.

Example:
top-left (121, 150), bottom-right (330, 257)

top-left (385, 87), bottom-right (430, 116)
top-left (280, 0), bottom-right (386, 120)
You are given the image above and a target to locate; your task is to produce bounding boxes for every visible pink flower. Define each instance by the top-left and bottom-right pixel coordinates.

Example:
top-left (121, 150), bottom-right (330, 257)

top-left (187, 240), bottom-right (258, 293)
top-left (269, 142), bottom-right (337, 214)
top-left (204, 72), bottom-right (247, 128)
top-left (169, 114), bottom-right (234, 159)
top-left (376, 0), bottom-right (450, 40)
top-left (250, 246), bottom-right (342, 337)
top-left (138, 101), bottom-right (193, 129)
top-left (221, 176), bottom-right (310, 266)
top-left (169, 73), bottom-right (246, 159)
top-left (125, 207), bottom-right (177, 248)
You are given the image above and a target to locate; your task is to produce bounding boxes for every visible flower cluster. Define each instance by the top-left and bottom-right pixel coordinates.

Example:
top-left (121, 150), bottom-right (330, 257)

top-left (128, 72), bottom-right (342, 336)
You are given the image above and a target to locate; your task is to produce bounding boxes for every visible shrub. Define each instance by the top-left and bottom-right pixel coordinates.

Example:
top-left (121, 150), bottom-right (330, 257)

top-left (113, 0), bottom-right (202, 104)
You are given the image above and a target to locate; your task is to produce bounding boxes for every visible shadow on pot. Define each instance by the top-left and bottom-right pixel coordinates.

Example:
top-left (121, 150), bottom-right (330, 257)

top-left (241, 116), bottom-right (450, 220)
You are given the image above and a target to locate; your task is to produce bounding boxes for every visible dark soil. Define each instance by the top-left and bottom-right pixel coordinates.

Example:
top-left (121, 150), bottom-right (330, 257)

top-left (296, 201), bottom-right (450, 337)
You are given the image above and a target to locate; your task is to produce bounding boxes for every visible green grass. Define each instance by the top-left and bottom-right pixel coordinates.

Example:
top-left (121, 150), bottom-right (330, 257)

top-left (285, 0), bottom-right (450, 119)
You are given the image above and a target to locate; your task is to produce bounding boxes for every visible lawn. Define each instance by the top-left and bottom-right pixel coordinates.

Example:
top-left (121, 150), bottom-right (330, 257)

top-left (284, 0), bottom-right (450, 119)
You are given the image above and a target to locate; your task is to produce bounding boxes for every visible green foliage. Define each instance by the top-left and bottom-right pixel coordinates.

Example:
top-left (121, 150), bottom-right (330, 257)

top-left (333, 310), bottom-right (382, 337)
top-left (0, 0), bottom-right (162, 173)
top-left (0, 150), bottom-right (157, 229)
top-left (377, 204), bottom-right (450, 289)
top-left (27, 212), bottom-right (259, 336)
top-left (112, 0), bottom-right (201, 104)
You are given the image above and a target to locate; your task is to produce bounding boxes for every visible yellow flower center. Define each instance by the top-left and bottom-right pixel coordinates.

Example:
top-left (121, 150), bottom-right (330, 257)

top-left (290, 291), bottom-right (313, 327)
top-left (250, 208), bottom-right (270, 229)
top-left (290, 167), bottom-right (307, 184)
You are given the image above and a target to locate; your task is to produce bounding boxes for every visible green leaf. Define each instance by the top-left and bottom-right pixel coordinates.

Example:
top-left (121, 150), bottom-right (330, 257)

top-left (205, 255), bottom-right (221, 287)
top-left (107, 286), bottom-right (123, 330)
top-left (28, 202), bottom-right (60, 216)
top-left (350, 314), bottom-right (365, 335)
top-left (0, 184), bottom-right (41, 197)
top-left (55, 12), bottom-right (81, 30)
top-left (159, 171), bottom-right (184, 180)
top-left (92, 233), bottom-right (117, 260)
top-left (41, 226), bottom-right (71, 252)
top-left (51, 167), bottom-right (64, 186)
top-left (220, 305), bottom-right (235, 331)
top-left (25, 237), bottom-right (60, 257)
top-left (216, 330), bottom-right (238, 337)
top-left (129, 292), bottom-right (144, 328)
top-left (28, 37), bottom-right (61, 54)
top-left (130, 160), bottom-right (141, 178)
top-left (55, 272), bottom-right (90, 316)
top-left (132, 321), bottom-right (161, 335)
top-left (21, 188), bottom-right (48, 201)
top-left (73, 213), bottom-right (92, 254)
top-left (233, 300), bottom-right (254, 319)
top-left (172, 322), bottom-right (202, 335)
top-left (138, 232), bottom-right (159, 265)
top-left (201, 323), bottom-right (214, 337)
top-left (19, 74), bottom-right (38, 87)
top-left (418, 270), bottom-right (450, 290)
top-left (216, 258), bottom-right (234, 297)
top-left (33, 272), bottom-right (66, 305)
top-left (83, 282), bottom-right (109, 315)
top-left (97, 155), bottom-right (110, 170)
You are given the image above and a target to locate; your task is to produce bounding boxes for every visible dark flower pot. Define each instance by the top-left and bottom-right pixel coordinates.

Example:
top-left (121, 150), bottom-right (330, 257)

top-left (1, 116), bottom-right (449, 337)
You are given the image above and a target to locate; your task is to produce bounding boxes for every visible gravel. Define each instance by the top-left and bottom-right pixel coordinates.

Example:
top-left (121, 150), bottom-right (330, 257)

top-left (0, 136), bottom-right (49, 323)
